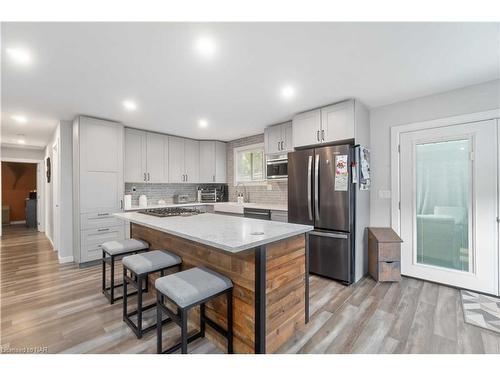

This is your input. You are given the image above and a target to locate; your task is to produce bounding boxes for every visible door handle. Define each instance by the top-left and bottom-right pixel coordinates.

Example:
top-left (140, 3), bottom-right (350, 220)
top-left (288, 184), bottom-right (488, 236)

top-left (307, 155), bottom-right (313, 221)
top-left (310, 230), bottom-right (348, 239)
top-left (314, 154), bottom-right (320, 221)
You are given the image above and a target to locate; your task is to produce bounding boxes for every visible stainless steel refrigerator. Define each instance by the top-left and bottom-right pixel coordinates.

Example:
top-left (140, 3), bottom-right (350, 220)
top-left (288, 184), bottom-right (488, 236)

top-left (288, 144), bottom-right (358, 284)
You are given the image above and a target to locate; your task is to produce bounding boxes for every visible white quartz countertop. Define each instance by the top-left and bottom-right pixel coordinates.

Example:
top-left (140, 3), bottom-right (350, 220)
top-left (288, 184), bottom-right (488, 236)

top-left (114, 212), bottom-right (311, 253)
top-left (124, 202), bottom-right (288, 213)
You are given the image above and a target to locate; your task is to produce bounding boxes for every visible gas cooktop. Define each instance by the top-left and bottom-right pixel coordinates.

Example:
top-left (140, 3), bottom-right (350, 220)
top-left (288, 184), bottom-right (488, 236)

top-left (138, 207), bottom-right (203, 217)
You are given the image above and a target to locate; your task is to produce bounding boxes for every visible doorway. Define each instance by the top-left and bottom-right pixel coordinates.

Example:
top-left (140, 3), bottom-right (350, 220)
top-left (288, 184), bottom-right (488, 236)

top-left (1, 161), bottom-right (38, 229)
top-left (398, 119), bottom-right (498, 295)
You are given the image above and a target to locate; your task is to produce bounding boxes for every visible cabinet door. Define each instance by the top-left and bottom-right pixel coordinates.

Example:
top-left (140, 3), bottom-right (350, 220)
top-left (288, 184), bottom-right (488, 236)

top-left (215, 141), bottom-right (227, 183)
top-left (292, 109), bottom-right (321, 148)
top-left (281, 121), bottom-right (293, 152)
top-left (79, 117), bottom-right (124, 214)
top-left (146, 132), bottom-right (168, 183)
top-left (321, 100), bottom-right (355, 143)
top-left (199, 141), bottom-right (216, 183)
top-left (184, 139), bottom-right (200, 183)
top-left (124, 128), bottom-right (147, 182)
top-left (265, 125), bottom-right (283, 154)
top-left (168, 136), bottom-right (185, 183)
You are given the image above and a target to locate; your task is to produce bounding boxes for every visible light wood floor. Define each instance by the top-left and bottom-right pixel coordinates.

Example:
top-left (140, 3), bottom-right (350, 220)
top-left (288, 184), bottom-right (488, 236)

top-left (1, 225), bottom-right (499, 354)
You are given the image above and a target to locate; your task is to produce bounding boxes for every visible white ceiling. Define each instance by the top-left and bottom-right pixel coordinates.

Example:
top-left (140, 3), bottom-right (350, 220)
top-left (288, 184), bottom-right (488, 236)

top-left (1, 22), bottom-right (499, 148)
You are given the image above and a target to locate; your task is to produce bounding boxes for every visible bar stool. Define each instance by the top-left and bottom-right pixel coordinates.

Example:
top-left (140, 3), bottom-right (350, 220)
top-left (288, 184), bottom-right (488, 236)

top-left (155, 266), bottom-right (233, 354)
top-left (122, 250), bottom-right (182, 339)
top-left (102, 238), bottom-right (149, 304)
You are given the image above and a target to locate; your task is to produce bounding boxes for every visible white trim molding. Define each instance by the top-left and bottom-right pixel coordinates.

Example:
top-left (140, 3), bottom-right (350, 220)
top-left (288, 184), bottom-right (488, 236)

top-left (58, 255), bottom-right (74, 264)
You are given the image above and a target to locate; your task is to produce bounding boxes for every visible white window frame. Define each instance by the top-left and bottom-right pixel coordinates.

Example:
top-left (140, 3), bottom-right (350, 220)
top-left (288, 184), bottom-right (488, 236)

top-left (233, 143), bottom-right (266, 186)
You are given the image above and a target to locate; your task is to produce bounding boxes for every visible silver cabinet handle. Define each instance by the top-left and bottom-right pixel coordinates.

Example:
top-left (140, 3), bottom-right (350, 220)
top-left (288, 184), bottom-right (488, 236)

top-left (316, 130), bottom-right (320, 142)
top-left (314, 154), bottom-right (320, 221)
top-left (97, 213), bottom-right (109, 217)
top-left (245, 211), bottom-right (270, 216)
top-left (277, 141), bottom-right (280, 151)
top-left (310, 230), bottom-right (348, 239)
top-left (213, 175), bottom-right (215, 182)
top-left (321, 129), bottom-right (325, 141)
top-left (120, 199), bottom-right (123, 210)
top-left (144, 172), bottom-right (147, 181)
top-left (147, 172), bottom-right (150, 181)
top-left (186, 174), bottom-right (188, 182)
top-left (281, 141), bottom-right (284, 150)
top-left (307, 155), bottom-right (313, 221)
top-left (97, 228), bottom-right (109, 232)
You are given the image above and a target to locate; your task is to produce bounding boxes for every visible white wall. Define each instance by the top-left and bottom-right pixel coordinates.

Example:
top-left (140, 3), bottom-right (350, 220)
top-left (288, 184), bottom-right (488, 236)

top-left (1, 146), bottom-right (45, 161)
top-left (369, 79), bottom-right (500, 227)
top-left (44, 121), bottom-right (73, 263)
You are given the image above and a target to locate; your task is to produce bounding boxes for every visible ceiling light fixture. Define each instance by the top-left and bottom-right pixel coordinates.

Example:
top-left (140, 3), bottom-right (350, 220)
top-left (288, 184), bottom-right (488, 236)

top-left (16, 134), bottom-right (26, 144)
top-left (6, 47), bottom-right (32, 65)
top-left (11, 114), bottom-right (28, 123)
top-left (198, 118), bottom-right (209, 128)
top-left (122, 100), bottom-right (137, 111)
top-left (194, 36), bottom-right (217, 59)
top-left (280, 85), bottom-right (296, 100)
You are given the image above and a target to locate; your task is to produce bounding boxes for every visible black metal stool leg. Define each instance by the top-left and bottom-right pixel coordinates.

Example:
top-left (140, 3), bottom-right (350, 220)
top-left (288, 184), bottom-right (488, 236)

top-left (101, 250), bottom-right (106, 294)
top-left (227, 290), bottom-right (233, 354)
top-left (123, 266), bottom-right (128, 320)
top-left (110, 255), bottom-right (115, 304)
top-left (181, 309), bottom-right (188, 354)
top-left (137, 275), bottom-right (143, 338)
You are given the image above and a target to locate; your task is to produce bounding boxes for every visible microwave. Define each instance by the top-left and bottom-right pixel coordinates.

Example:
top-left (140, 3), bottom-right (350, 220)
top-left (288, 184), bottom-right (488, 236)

top-left (266, 154), bottom-right (288, 180)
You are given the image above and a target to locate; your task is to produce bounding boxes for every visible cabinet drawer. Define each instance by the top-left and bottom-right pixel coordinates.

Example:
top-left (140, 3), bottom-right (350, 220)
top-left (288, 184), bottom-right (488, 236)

top-left (378, 261), bottom-right (401, 282)
top-left (81, 212), bottom-right (122, 230)
top-left (80, 226), bottom-right (124, 262)
top-left (270, 210), bottom-right (288, 223)
top-left (378, 242), bottom-right (401, 262)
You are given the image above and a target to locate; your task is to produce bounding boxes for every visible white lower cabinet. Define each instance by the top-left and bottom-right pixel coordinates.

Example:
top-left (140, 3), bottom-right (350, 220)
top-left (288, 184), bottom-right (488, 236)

top-left (80, 225), bottom-right (124, 262)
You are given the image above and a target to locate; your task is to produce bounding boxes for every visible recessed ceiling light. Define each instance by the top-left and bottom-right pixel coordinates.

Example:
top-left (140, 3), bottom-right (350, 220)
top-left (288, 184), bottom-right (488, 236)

top-left (280, 85), bottom-right (296, 100)
top-left (11, 114), bottom-right (27, 123)
top-left (122, 100), bottom-right (137, 111)
top-left (194, 36), bottom-right (217, 59)
top-left (6, 47), bottom-right (32, 65)
top-left (198, 118), bottom-right (209, 128)
top-left (16, 134), bottom-right (26, 144)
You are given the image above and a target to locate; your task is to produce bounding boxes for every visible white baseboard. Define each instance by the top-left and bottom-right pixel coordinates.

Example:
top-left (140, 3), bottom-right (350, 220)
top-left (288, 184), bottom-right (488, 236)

top-left (10, 220), bottom-right (26, 225)
top-left (58, 255), bottom-right (74, 264)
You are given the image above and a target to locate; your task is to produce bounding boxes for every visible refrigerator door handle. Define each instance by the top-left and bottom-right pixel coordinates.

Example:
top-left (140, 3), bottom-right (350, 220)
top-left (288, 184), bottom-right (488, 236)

top-left (310, 230), bottom-right (348, 239)
top-left (314, 154), bottom-right (320, 221)
top-left (307, 155), bottom-right (313, 220)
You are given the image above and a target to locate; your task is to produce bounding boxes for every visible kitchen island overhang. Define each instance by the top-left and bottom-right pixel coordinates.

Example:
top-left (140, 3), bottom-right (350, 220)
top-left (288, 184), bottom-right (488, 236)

top-left (114, 212), bottom-right (313, 353)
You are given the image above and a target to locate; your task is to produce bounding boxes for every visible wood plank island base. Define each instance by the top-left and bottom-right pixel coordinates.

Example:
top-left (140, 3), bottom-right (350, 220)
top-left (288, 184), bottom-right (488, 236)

top-left (115, 212), bottom-right (314, 353)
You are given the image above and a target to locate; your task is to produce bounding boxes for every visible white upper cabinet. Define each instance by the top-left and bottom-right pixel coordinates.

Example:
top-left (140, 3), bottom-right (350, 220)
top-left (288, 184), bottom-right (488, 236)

top-left (125, 128), bottom-right (147, 182)
top-left (292, 99), bottom-right (362, 148)
top-left (199, 141), bottom-right (227, 183)
top-left (292, 109), bottom-right (322, 148)
top-left (168, 136), bottom-right (185, 183)
top-left (146, 132), bottom-right (168, 183)
top-left (199, 141), bottom-right (216, 182)
top-left (184, 139), bottom-right (200, 183)
top-left (321, 100), bottom-right (355, 143)
top-left (265, 121), bottom-right (293, 154)
top-left (215, 141), bottom-right (227, 183)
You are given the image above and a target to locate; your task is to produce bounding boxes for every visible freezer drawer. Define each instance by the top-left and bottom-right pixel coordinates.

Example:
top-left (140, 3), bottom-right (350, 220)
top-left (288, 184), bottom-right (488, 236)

top-left (309, 230), bottom-right (352, 283)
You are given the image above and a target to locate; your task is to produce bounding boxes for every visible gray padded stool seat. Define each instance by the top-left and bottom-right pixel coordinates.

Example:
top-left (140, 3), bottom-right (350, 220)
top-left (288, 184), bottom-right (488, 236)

top-left (102, 239), bottom-right (149, 255)
top-left (155, 266), bottom-right (233, 308)
top-left (101, 238), bottom-right (149, 304)
top-left (155, 266), bottom-right (234, 354)
top-left (123, 250), bottom-right (182, 275)
top-left (122, 250), bottom-right (182, 339)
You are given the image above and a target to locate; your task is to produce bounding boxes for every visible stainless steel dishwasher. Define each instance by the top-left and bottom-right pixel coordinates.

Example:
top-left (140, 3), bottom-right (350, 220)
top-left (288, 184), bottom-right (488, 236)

top-left (243, 207), bottom-right (271, 220)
